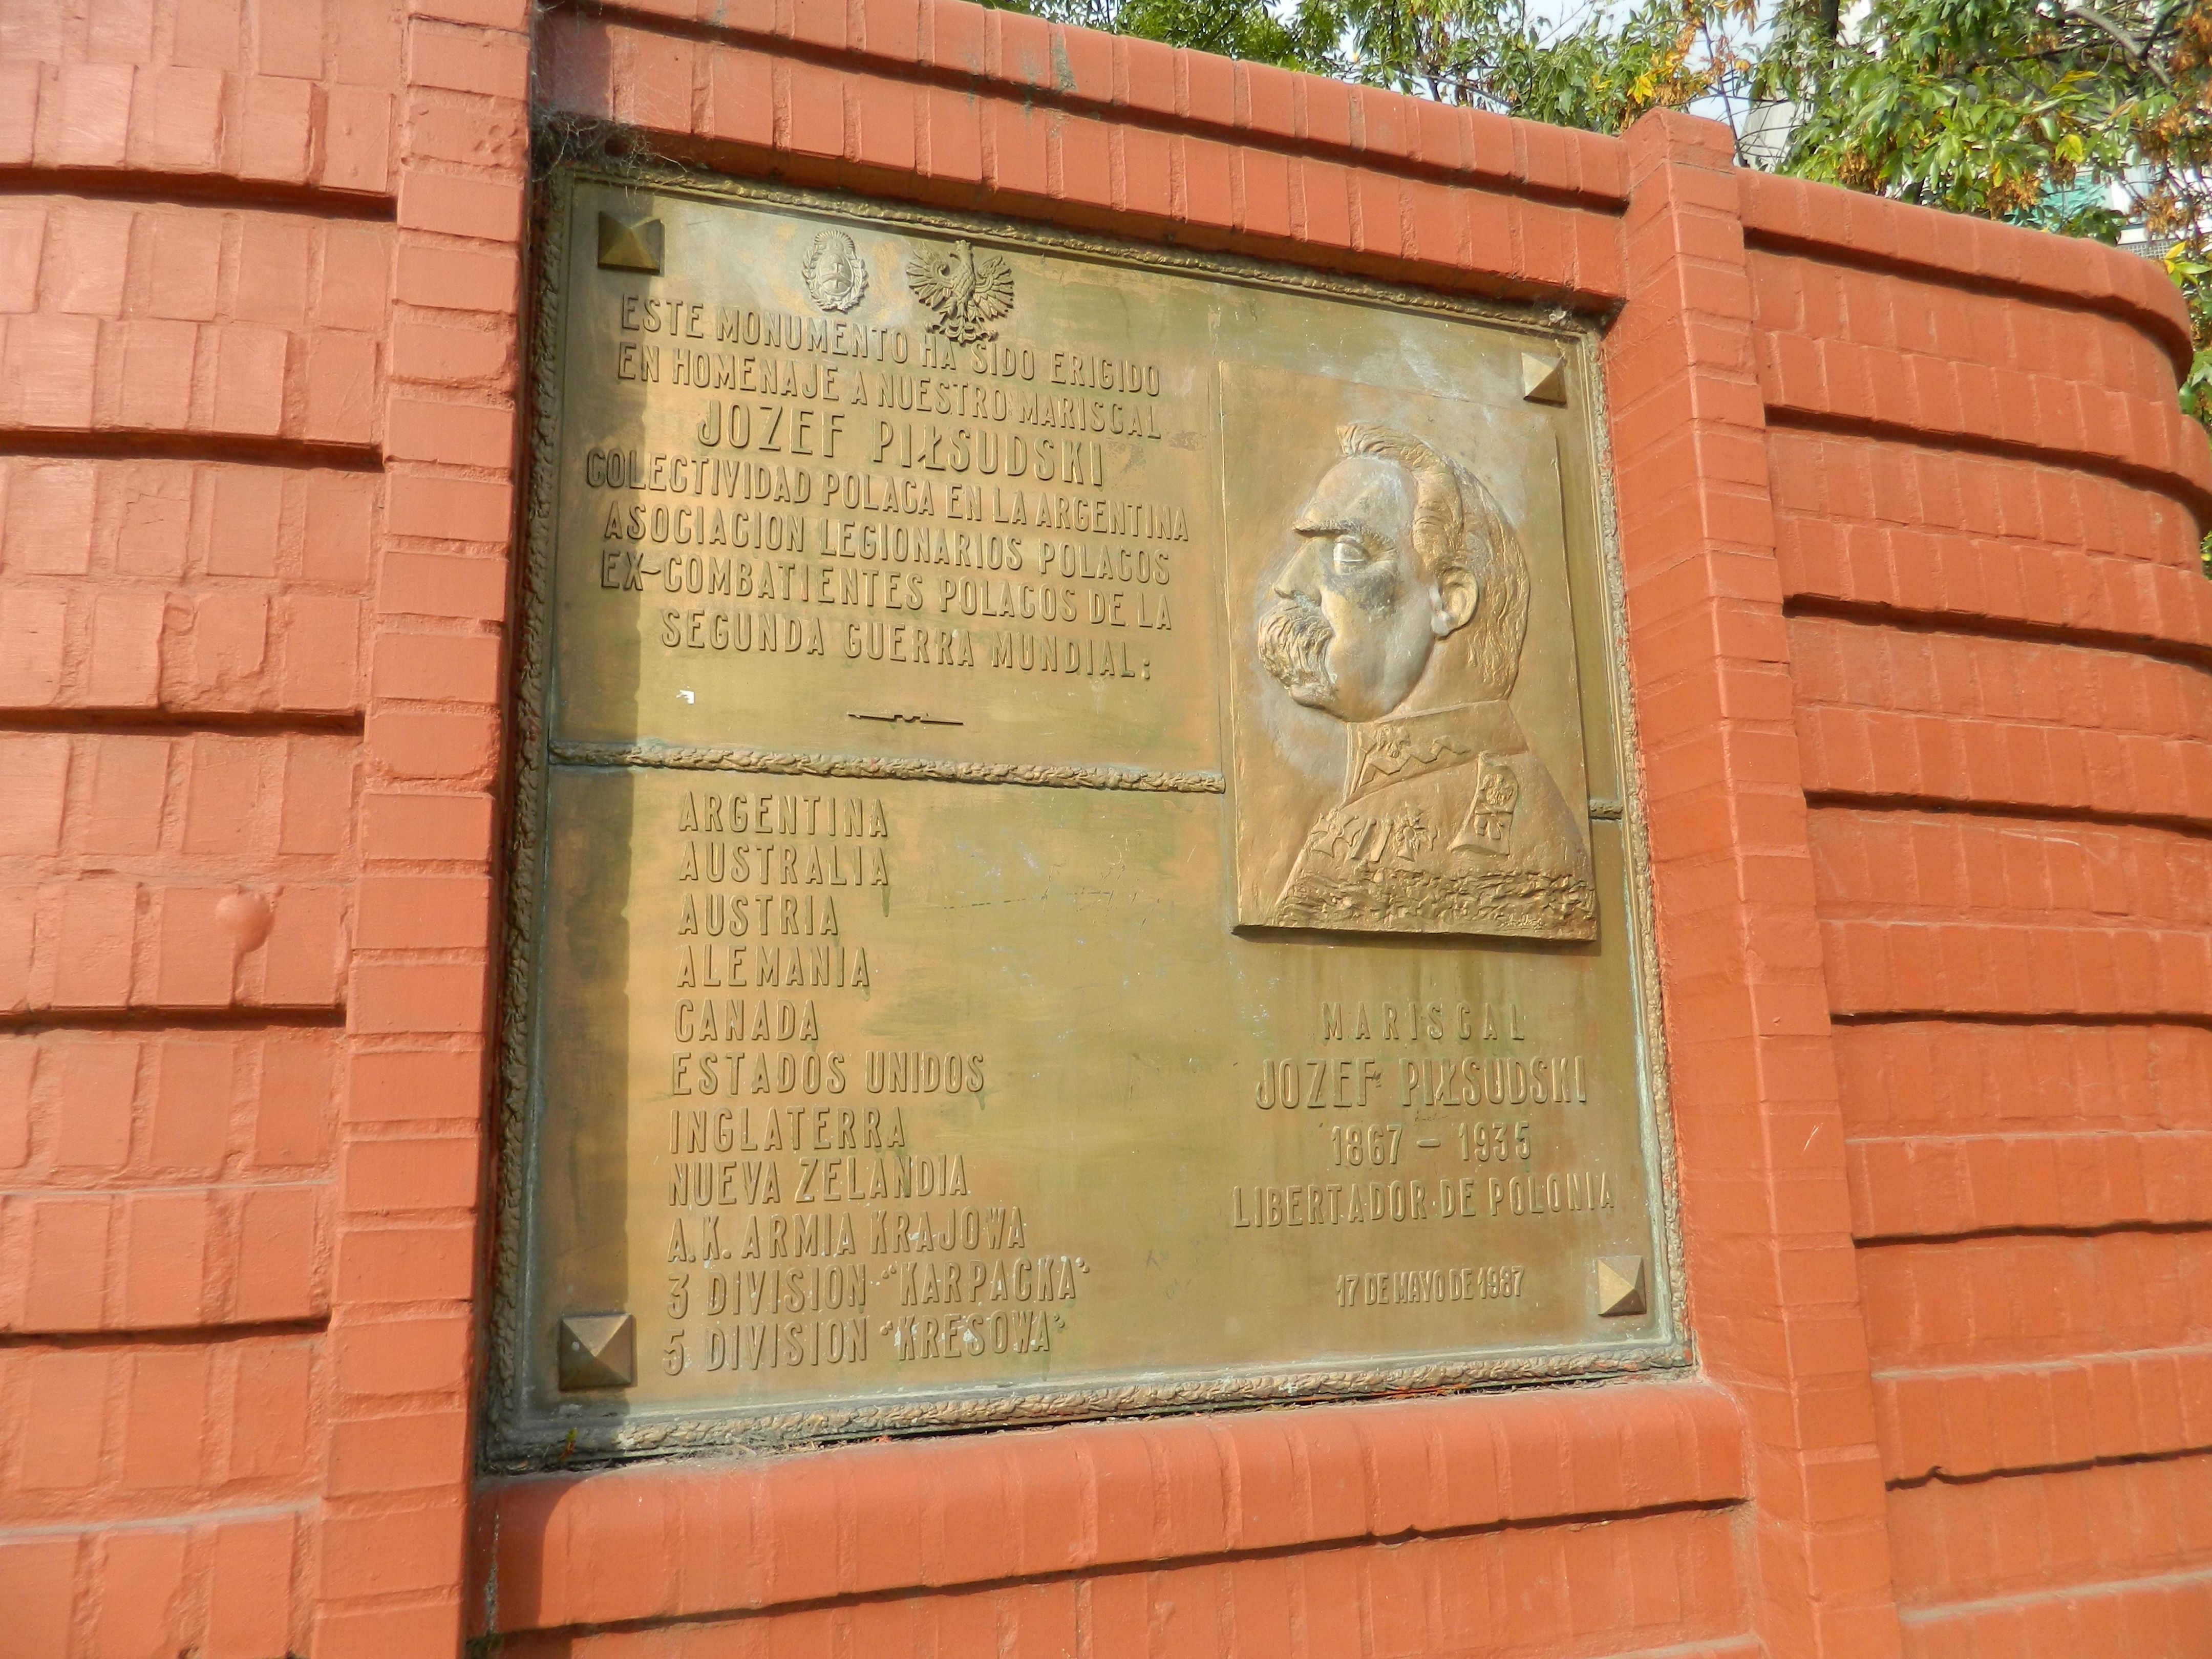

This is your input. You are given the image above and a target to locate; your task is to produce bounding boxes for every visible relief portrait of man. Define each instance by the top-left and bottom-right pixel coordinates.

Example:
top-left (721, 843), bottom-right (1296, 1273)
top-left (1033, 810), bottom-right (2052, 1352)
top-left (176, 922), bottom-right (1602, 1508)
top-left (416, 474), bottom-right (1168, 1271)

top-left (1253, 422), bottom-right (1597, 940)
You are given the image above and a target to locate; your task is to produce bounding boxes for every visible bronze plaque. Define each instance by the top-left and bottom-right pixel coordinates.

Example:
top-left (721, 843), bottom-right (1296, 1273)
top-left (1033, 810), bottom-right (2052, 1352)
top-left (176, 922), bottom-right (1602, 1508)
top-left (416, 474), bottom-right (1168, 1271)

top-left (493, 167), bottom-right (1681, 1460)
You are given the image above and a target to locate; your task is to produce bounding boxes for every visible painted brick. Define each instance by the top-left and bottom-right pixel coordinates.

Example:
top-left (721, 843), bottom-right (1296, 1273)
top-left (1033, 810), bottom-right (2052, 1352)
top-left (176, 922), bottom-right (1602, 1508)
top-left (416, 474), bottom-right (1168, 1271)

top-left (9, 9), bottom-right (2206, 1655)
top-left (1887, 1454), bottom-right (2212, 1607)
top-left (0, 1182), bottom-right (331, 1334)
top-left (1860, 1230), bottom-right (2212, 1371)
top-left (477, 1381), bottom-right (1745, 1632)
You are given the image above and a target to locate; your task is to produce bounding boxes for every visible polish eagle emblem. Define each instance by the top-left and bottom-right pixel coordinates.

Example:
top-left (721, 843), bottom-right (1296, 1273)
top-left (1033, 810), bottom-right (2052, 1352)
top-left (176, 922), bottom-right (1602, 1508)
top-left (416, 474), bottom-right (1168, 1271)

top-left (904, 239), bottom-right (1014, 344)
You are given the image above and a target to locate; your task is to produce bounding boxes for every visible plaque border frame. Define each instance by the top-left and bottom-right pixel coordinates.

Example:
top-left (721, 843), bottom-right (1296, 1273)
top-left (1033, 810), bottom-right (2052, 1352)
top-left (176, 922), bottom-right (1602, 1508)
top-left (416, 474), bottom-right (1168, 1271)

top-left (484, 152), bottom-right (1689, 1471)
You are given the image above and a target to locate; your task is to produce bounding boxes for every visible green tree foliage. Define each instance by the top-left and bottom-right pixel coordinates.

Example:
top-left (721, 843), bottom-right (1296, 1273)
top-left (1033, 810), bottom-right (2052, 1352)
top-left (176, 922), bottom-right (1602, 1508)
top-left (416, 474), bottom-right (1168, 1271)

top-left (1331, 0), bottom-right (1743, 129)
top-left (1762, 1), bottom-right (2212, 429)
top-left (1008, 0), bottom-right (2212, 456)
top-left (982, 0), bottom-right (1342, 70)
top-left (989, 1), bottom-right (1760, 126)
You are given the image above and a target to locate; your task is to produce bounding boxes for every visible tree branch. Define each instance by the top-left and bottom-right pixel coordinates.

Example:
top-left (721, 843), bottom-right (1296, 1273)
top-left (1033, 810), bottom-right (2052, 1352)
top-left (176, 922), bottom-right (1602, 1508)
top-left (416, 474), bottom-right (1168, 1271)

top-left (2059, 1), bottom-right (2180, 90)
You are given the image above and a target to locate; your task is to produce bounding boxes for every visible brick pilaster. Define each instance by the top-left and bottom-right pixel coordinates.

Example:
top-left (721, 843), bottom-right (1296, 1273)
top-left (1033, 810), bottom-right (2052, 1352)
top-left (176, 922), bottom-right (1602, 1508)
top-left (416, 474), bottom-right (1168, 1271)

top-left (307, 2), bottom-right (531, 1652)
top-left (1607, 109), bottom-right (1902, 1658)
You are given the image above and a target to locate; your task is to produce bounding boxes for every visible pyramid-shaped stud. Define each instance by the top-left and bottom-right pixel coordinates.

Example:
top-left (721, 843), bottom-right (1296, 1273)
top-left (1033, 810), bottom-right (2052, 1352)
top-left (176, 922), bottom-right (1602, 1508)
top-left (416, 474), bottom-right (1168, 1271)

top-left (557, 1312), bottom-right (636, 1389)
top-left (1521, 351), bottom-right (1568, 406)
top-left (1594, 1256), bottom-right (1648, 1318)
top-left (597, 212), bottom-right (664, 273)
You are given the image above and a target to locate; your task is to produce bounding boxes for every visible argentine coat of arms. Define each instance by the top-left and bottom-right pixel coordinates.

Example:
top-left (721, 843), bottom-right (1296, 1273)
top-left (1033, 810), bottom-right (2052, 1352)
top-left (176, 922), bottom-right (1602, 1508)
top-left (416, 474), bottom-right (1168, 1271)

top-left (800, 229), bottom-right (868, 312)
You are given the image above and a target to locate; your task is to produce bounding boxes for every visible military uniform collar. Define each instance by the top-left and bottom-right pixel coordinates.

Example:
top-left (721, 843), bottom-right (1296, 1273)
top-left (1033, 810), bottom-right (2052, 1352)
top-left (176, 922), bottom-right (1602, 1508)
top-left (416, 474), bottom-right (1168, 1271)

top-left (1345, 700), bottom-right (1527, 800)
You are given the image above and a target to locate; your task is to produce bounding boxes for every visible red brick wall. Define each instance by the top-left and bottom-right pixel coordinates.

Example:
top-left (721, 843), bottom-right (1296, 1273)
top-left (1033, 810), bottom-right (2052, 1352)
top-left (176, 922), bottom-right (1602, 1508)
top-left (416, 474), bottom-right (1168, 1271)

top-left (1741, 171), bottom-right (2212, 1652)
top-left (0, 0), bottom-right (526, 1652)
top-left (1, 4), bottom-right (2203, 1656)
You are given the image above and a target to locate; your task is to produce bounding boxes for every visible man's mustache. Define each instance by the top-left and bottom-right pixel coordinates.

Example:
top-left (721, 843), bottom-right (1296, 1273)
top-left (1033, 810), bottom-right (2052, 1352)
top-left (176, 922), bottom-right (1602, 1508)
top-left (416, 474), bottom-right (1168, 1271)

top-left (1259, 593), bottom-right (1333, 703)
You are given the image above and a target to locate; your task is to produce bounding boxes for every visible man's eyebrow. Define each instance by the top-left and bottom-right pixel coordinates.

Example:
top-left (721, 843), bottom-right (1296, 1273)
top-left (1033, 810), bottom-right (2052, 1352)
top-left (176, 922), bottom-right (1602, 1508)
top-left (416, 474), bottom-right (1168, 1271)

top-left (1293, 514), bottom-right (1385, 542)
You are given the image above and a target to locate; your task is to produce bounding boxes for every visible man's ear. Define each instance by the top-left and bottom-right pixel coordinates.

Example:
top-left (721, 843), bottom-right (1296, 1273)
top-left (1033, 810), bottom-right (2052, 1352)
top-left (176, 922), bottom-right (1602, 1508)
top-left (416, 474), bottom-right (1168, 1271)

top-left (1430, 568), bottom-right (1478, 638)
